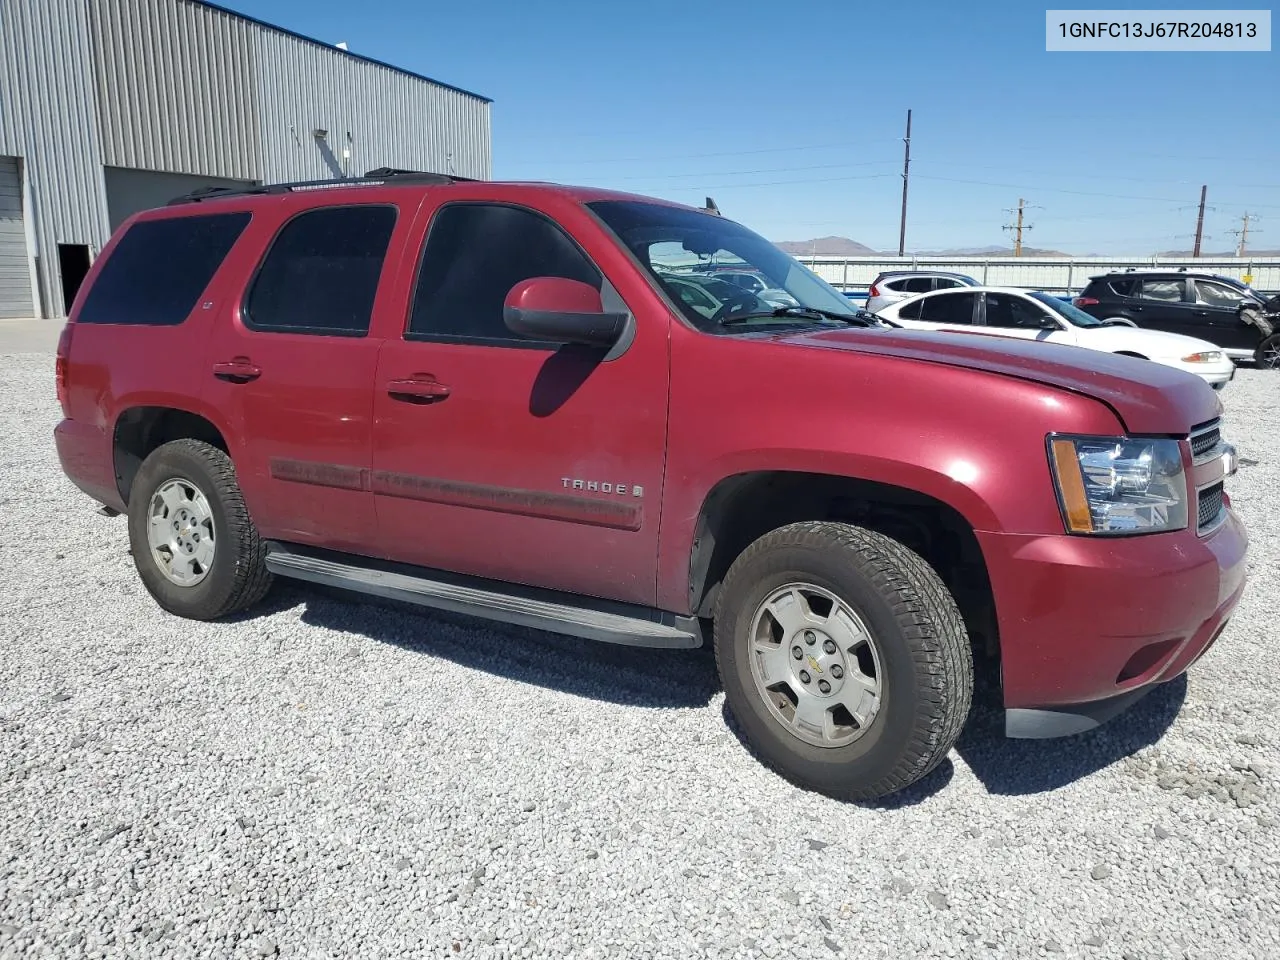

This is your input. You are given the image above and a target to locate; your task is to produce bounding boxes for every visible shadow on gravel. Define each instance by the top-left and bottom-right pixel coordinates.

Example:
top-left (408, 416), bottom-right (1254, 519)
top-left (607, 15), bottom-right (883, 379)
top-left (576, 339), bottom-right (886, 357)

top-left (953, 659), bottom-right (1188, 796)
top-left (265, 581), bottom-right (721, 711)
top-left (717, 700), bottom-right (957, 809)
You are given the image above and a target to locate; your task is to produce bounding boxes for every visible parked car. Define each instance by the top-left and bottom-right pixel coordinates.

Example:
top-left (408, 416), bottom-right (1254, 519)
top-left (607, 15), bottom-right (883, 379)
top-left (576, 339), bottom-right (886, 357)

top-left (875, 286), bottom-right (1237, 390)
top-left (711, 269), bottom-right (800, 308)
top-left (864, 270), bottom-right (980, 314)
top-left (1073, 270), bottom-right (1279, 368)
top-left (54, 171), bottom-right (1246, 802)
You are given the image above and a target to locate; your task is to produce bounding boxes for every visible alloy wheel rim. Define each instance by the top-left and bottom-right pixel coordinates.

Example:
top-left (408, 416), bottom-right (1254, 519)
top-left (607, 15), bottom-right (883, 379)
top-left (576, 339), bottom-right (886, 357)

top-left (146, 478), bottom-right (216, 587)
top-left (747, 582), bottom-right (883, 748)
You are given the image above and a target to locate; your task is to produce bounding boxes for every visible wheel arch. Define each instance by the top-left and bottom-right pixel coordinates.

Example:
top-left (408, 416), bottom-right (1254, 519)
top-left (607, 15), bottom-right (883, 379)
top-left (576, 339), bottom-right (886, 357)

top-left (112, 405), bottom-right (234, 506)
top-left (683, 469), bottom-right (999, 658)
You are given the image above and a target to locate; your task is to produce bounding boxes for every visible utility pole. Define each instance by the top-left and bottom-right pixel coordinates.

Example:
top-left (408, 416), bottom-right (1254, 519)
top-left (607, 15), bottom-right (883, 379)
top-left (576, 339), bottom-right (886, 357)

top-left (1192, 185), bottom-right (1207, 257)
top-left (1229, 212), bottom-right (1260, 257)
top-left (897, 109), bottom-right (911, 257)
top-left (1002, 198), bottom-right (1034, 256)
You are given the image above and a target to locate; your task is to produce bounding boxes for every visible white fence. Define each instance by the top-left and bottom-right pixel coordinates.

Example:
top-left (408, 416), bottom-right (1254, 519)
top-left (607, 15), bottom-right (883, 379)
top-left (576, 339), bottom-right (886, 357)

top-left (793, 256), bottom-right (1280, 298)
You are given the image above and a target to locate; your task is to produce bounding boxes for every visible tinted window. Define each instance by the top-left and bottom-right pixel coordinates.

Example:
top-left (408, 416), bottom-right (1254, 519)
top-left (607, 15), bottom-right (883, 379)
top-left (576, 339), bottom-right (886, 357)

top-left (1140, 279), bottom-right (1184, 302)
top-left (984, 292), bottom-right (1052, 329)
top-left (899, 276), bottom-right (934, 293)
top-left (1107, 277), bottom-right (1138, 297)
top-left (77, 212), bottom-right (250, 326)
top-left (897, 298), bottom-right (923, 320)
top-left (933, 278), bottom-right (962, 290)
top-left (409, 203), bottom-right (601, 343)
top-left (918, 291), bottom-right (977, 324)
top-left (245, 205), bottom-right (397, 336)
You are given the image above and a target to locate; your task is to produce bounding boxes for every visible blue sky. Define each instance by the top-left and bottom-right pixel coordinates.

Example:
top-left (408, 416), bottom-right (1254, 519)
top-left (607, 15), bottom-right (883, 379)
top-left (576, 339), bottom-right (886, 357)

top-left (226, 0), bottom-right (1277, 255)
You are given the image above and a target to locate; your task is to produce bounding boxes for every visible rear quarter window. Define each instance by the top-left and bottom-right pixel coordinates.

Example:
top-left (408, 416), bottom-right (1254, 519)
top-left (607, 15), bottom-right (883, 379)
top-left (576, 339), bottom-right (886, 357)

top-left (76, 212), bottom-right (251, 325)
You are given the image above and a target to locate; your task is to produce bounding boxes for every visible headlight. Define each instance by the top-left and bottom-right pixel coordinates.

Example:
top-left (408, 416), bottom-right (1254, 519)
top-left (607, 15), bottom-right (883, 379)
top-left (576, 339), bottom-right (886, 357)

top-left (1048, 436), bottom-right (1188, 535)
top-left (1181, 351), bottom-right (1223, 363)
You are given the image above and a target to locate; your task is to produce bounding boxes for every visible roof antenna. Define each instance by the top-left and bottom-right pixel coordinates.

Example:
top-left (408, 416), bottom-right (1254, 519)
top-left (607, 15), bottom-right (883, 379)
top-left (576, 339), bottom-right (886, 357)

top-left (703, 196), bottom-right (720, 216)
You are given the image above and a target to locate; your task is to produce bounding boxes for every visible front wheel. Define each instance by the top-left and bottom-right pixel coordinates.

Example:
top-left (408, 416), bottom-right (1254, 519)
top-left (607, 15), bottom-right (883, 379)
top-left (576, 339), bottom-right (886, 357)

top-left (713, 521), bottom-right (973, 801)
top-left (1255, 334), bottom-right (1280, 369)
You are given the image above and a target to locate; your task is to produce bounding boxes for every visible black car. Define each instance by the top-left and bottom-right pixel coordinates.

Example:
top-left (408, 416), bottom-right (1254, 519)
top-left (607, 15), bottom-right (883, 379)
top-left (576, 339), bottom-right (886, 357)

top-left (1074, 271), bottom-right (1278, 367)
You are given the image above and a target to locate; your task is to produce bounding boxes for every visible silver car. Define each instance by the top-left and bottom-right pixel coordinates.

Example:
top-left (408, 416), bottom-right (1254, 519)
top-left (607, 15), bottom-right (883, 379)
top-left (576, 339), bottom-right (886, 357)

top-left (864, 271), bottom-right (979, 314)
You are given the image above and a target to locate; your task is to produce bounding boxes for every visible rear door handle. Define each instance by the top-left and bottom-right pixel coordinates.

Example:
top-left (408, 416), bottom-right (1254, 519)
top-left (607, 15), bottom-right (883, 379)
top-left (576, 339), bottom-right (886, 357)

top-left (212, 359), bottom-right (262, 383)
top-left (386, 377), bottom-right (451, 404)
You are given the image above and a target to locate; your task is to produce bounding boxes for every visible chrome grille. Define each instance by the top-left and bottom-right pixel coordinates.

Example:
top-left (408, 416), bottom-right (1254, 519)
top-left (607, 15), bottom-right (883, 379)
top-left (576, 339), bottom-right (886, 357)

top-left (1190, 419), bottom-right (1221, 462)
top-left (1197, 481), bottom-right (1225, 532)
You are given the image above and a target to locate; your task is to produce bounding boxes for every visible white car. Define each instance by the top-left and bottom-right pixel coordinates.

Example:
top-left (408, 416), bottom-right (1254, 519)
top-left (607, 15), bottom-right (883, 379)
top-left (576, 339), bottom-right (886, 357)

top-left (875, 286), bottom-right (1236, 390)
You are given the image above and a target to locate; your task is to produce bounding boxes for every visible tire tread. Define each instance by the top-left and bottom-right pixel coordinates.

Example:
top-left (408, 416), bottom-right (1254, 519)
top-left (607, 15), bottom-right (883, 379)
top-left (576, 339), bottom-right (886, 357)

top-left (714, 520), bottom-right (973, 801)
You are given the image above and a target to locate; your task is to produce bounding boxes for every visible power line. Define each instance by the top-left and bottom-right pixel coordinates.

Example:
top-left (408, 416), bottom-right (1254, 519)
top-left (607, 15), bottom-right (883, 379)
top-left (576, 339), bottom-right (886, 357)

top-left (522, 138), bottom-right (901, 167)
top-left (620, 171), bottom-right (899, 192)
top-left (603, 158), bottom-right (900, 183)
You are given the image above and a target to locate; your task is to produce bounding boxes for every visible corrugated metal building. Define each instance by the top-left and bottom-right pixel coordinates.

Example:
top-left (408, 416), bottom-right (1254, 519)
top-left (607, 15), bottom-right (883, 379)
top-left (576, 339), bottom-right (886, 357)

top-left (0, 0), bottom-right (492, 319)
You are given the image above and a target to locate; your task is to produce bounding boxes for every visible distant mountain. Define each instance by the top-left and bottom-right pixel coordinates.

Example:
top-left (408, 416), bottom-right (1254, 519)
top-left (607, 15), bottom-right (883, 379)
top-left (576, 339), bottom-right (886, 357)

top-left (915, 245), bottom-right (1073, 258)
top-left (775, 236), bottom-right (878, 256)
top-left (1157, 248), bottom-right (1280, 258)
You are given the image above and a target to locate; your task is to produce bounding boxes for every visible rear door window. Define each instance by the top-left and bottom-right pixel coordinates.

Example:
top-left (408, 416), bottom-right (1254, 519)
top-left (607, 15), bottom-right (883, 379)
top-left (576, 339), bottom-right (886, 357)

top-left (77, 212), bottom-right (251, 326)
top-left (1140, 279), bottom-right (1185, 302)
top-left (918, 291), bottom-right (977, 324)
top-left (899, 276), bottom-right (934, 293)
top-left (244, 205), bottom-right (398, 336)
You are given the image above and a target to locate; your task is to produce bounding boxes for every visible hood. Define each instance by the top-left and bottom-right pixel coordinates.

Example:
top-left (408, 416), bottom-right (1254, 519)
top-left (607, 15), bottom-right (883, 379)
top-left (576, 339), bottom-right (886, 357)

top-left (1077, 324), bottom-right (1220, 355)
top-left (783, 327), bottom-right (1221, 435)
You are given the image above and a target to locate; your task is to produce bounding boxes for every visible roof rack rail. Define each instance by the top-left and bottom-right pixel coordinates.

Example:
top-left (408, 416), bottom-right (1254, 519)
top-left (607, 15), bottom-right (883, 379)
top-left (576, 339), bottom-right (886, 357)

top-left (166, 167), bottom-right (474, 206)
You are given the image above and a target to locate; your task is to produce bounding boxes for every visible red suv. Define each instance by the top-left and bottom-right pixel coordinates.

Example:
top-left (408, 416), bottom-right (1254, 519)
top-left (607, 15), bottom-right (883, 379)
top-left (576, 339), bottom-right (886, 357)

top-left (54, 170), bottom-right (1248, 800)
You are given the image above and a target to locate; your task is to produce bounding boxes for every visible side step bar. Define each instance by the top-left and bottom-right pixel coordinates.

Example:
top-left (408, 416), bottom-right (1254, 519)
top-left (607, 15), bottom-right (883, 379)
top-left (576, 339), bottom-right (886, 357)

top-left (264, 545), bottom-right (702, 650)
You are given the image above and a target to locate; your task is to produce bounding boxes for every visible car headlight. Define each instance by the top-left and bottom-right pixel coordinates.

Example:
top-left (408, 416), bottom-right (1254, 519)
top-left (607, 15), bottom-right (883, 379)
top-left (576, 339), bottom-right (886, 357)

top-left (1048, 436), bottom-right (1188, 535)
top-left (1181, 351), bottom-right (1223, 363)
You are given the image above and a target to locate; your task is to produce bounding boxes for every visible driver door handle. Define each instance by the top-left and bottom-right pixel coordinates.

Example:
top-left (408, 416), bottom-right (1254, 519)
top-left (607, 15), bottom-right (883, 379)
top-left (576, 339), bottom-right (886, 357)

top-left (387, 377), bottom-right (451, 404)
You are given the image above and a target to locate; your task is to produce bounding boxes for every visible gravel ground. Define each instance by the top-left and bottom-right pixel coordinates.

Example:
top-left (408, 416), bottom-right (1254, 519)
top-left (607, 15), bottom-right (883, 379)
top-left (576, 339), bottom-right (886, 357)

top-left (1, 352), bottom-right (1277, 960)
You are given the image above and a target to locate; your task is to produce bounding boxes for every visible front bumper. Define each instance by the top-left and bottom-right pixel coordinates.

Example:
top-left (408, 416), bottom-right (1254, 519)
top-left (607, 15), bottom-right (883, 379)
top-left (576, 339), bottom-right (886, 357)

top-left (978, 507), bottom-right (1248, 738)
top-left (1167, 357), bottom-right (1236, 388)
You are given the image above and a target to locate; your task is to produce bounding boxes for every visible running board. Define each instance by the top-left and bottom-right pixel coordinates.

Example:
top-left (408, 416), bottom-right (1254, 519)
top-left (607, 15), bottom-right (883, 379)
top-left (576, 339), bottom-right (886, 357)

top-left (264, 546), bottom-right (702, 650)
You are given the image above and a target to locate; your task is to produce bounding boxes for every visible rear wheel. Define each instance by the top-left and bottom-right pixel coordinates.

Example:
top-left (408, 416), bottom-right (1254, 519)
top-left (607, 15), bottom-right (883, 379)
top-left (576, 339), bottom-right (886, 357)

top-left (127, 439), bottom-right (272, 620)
top-left (1255, 334), bottom-right (1280, 369)
top-left (713, 521), bottom-right (973, 801)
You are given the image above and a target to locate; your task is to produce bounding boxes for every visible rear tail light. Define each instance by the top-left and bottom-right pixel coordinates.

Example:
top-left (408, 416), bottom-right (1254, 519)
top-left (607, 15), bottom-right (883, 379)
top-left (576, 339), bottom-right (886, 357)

top-left (55, 323), bottom-right (73, 417)
top-left (1073, 296), bottom-right (1099, 307)
top-left (868, 282), bottom-right (880, 298)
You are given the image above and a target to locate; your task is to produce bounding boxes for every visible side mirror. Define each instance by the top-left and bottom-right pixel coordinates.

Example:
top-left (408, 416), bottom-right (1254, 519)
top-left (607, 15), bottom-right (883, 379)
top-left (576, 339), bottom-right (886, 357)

top-left (1039, 315), bottom-right (1059, 330)
top-left (503, 277), bottom-right (627, 348)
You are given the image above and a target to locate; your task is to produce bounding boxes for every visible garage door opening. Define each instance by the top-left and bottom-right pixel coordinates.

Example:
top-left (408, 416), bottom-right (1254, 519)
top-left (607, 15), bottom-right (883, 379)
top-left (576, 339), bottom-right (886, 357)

top-left (104, 167), bottom-right (256, 231)
top-left (58, 244), bottom-right (92, 312)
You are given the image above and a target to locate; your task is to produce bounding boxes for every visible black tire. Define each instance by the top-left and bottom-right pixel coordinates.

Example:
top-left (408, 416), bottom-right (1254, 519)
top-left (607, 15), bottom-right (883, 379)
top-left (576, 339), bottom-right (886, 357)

top-left (713, 521), bottom-right (973, 801)
top-left (127, 439), bottom-right (272, 620)
top-left (1255, 333), bottom-right (1280, 369)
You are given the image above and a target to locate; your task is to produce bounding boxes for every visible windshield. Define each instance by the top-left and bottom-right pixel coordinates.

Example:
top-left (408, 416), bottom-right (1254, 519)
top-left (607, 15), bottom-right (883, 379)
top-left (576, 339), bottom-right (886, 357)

top-left (587, 200), bottom-right (865, 333)
top-left (1029, 291), bottom-right (1105, 327)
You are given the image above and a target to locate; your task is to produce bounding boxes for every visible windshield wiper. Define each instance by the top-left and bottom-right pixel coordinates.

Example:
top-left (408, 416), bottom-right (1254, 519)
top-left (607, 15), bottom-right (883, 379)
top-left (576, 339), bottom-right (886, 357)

top-left (720, 306), bottom-right (883, 327)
